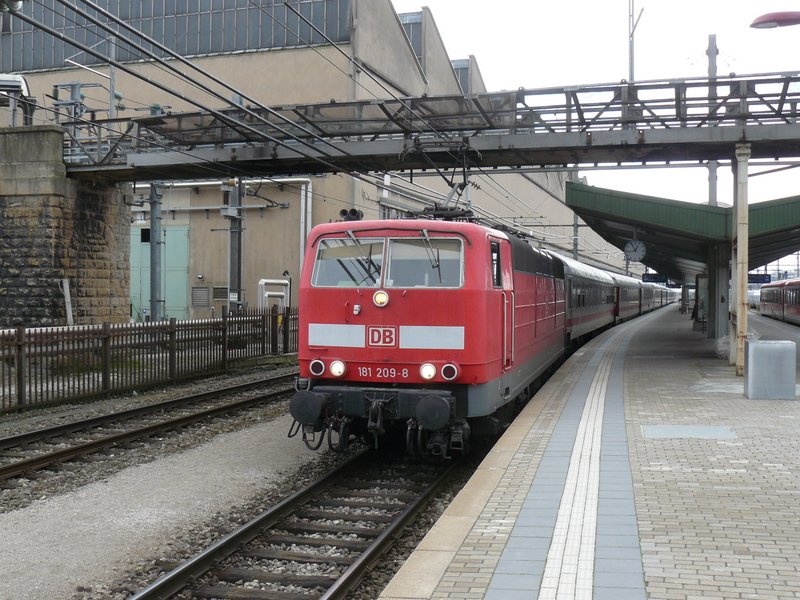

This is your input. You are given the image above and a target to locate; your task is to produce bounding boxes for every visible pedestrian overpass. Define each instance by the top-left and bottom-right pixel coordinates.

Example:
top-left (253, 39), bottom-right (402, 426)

top-left (61, 73), bottom-right (800, 183)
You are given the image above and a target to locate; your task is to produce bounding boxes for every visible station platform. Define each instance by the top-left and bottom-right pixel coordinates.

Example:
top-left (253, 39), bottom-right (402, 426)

top-left (379, 306), bottom-right (800, 600)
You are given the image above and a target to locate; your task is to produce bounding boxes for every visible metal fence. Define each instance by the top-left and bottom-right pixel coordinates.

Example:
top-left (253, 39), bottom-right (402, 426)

top-left (0, 307), bottom-right (298, 413)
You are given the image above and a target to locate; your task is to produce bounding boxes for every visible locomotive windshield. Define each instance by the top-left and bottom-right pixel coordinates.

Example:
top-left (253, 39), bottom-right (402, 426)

top-left (311, 235), bottom-right (463, 288)
top-left (385, 238), bottom-right (462, 288)
top-left (311, 238), bottom-right (384, 287)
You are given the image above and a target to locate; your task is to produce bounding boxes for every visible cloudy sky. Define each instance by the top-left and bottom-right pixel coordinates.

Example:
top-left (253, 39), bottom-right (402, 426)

top-left (390, 0), bottom-right (800, 207)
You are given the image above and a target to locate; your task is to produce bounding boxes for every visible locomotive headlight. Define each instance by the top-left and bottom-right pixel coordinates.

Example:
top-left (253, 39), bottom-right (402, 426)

top-left (420, 363), bottom-right (436, 380)
top-left (373, 290), bottom-right (390, 308)
top-left (309, 360), bottom-right (325, 377)
top-left (329, 360), bottom-right (347, 377)
top-left (441, 363), bottom-right (459, 381)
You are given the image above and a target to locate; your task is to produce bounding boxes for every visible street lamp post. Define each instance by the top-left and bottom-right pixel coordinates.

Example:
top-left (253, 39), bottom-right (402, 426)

top-left (628, 0), bottom-right (644, 82)
top-left (741, 12), bottom-right (799, 374)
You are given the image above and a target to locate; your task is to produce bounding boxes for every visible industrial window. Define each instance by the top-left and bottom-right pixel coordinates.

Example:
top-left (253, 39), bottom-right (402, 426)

top-left (399, 12), bottom-right (422, 64)
top-left (452, 59), bottom-right (469, 94)
top-left (379, 204), bottom-right (404, 220)
top-left (0, 0), bottom-right (352, 72)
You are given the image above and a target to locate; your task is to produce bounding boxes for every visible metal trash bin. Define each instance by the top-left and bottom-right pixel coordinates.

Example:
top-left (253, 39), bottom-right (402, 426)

top-left (744, 340), bottom-right (797, 400)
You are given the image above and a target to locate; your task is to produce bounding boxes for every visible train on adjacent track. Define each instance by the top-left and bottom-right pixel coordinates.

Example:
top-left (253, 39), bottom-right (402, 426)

top-left (759, 278), bottom-right (800, 326)
top-left (289, 217), bottom-right (677, 457)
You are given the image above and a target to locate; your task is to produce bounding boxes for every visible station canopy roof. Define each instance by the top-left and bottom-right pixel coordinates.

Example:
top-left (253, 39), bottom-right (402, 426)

top-left (565, 181), bottom-right (800, 281)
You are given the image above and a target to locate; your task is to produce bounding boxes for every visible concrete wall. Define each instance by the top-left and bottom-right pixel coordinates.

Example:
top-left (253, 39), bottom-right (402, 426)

top-left (0, 127), bottom-right (130, 326)
top-left (24, 47), bottom-right (356, 113)
top-left (352, 0), bottom-right (429, 98)
top-left (416, 7), bottom-right (462, 96)
top-left (464, 55), bottom-right (488, 94)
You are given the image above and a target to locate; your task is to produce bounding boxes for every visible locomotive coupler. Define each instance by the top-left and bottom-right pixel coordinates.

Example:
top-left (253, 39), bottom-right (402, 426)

top-left (449, 420), bottom-right (470, 452)
top-left (367, 398), bottom-right (388, 435)
top-left (427, 430), bottom-right (451, 459)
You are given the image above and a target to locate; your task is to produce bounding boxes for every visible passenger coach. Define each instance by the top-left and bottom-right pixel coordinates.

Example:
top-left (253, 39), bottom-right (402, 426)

top-left (760, 278), bottom-right (800, 325)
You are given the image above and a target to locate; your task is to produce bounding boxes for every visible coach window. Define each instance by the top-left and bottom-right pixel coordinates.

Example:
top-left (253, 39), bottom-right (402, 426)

top-left (491, 242), bottom-right (502, 287)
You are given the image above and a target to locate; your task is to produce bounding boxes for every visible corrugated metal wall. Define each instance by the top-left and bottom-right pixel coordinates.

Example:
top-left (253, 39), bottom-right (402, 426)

top-left (1, 0), bottom-right (351, 72)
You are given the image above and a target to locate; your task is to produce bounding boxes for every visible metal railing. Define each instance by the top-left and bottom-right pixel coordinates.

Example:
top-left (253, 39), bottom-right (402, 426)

top-left (0, 307), bottom-right (298, 413)
top-left (59, 72), bottom-right (800, 170)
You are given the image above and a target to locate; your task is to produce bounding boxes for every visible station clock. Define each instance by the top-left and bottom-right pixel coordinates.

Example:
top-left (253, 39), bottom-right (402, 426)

top-left (624, 239), bottom-right (646, 262)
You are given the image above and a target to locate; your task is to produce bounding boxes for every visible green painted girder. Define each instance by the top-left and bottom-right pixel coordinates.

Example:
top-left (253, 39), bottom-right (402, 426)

top-left (565, 182), bottom-right (800, 279)
top-left (567, 182), bottom-right (729, 240)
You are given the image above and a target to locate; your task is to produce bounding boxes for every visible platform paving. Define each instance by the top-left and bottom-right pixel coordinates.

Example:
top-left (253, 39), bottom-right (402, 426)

top-left (379, 307), bottom-right (800, 599)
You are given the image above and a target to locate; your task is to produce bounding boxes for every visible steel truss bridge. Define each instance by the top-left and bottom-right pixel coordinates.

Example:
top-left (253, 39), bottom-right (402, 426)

top-left (62, 72), bottom-right (800, 183)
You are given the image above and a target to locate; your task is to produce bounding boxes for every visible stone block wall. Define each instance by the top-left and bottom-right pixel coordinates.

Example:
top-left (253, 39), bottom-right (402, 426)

top-left (0, 126), bottom-right (131, 327)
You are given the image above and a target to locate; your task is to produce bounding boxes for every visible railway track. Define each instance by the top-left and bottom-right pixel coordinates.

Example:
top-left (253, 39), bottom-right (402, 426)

top-left (0, 372), bottom-right (296, 482)
top-left (131, 451), bottom-right (457, 600)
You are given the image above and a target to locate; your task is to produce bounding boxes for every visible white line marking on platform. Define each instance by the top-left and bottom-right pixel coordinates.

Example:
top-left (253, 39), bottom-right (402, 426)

top-left (539, 340), bottom-right (617, 600)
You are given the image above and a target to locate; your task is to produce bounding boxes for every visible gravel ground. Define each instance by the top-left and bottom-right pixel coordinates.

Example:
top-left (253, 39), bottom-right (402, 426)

top-left (0, 368), bottom-right (476, 600)
top-left (0, 366), bottom-right (298, 514)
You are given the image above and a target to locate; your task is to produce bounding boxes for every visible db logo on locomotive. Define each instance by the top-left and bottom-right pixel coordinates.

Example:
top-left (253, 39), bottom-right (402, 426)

top-left (367, 326), bottom-right (397, 347)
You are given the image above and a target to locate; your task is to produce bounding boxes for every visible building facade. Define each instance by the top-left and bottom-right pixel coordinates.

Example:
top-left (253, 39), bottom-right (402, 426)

top-left (5, 0), bottom-right (634, 322)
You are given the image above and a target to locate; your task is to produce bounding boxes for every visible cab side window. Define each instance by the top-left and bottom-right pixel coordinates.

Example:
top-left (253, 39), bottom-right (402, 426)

top-left (491, 242), bottom-right (502, 287)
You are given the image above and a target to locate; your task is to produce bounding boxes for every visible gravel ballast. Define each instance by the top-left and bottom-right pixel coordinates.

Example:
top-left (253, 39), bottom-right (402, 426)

top-left (0, 412), bottom-right (319, 600)
top-left (0, 371), bottom-right (475, 600)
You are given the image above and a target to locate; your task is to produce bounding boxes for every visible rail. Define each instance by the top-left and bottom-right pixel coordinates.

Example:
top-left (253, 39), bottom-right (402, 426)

top-left (0, 307), bottom-right (298, 413)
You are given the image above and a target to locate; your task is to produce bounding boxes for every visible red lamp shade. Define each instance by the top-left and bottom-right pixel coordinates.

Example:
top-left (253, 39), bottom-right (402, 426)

top-left (751, 12), bottom-right (800, 29)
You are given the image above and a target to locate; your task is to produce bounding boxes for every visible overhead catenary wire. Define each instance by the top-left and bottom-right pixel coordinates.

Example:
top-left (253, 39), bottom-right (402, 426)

top-left (272, 0), bottom-right (543, 225)
top-left (51, 0), bottom-right (365, 164)
top-left (285, 1), bottom-right (559, 228)
top-left (43, 0), bottom-right (354, 162)
top-left (11, 0), bottom-right (429, 216)
top-left (237, 0), bottom-right (490, 210)
top-left (16, 2), bottom-right (570, 243)
top-left (54, 0), bottom-right (487, 222)
top-left (20, 0), bottom-right (435, 213)
top-left (18, 4), bottom-right (378, 210)
top-left (0, 99), bottom-right (386, 221)
top-left (22, 0), bottom-right (521, 220)
top-left (61, 0), bottom-right (488, 218)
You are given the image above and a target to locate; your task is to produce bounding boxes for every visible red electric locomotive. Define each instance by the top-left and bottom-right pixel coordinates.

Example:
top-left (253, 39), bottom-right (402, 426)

top-left (288, 217), bottom-right (671, 456)
top-left (289, 219), bottom-right (566, 456)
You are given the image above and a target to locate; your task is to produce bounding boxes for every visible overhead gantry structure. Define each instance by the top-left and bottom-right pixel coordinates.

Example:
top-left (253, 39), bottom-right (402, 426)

top-left (63, 73), bottom-right (800, 182)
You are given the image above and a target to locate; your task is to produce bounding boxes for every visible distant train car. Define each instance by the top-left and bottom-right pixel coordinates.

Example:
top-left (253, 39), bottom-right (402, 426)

top-left (608, 272), bottom-right (643, 323)
top-left (552, 253), bottom-right (615, 343)
top-left (288, 218), bottom-right (672, 457)
top-left (640, 281), bottom-right (663, 313)
top-left (760, 278), bottom-right (800, 325)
